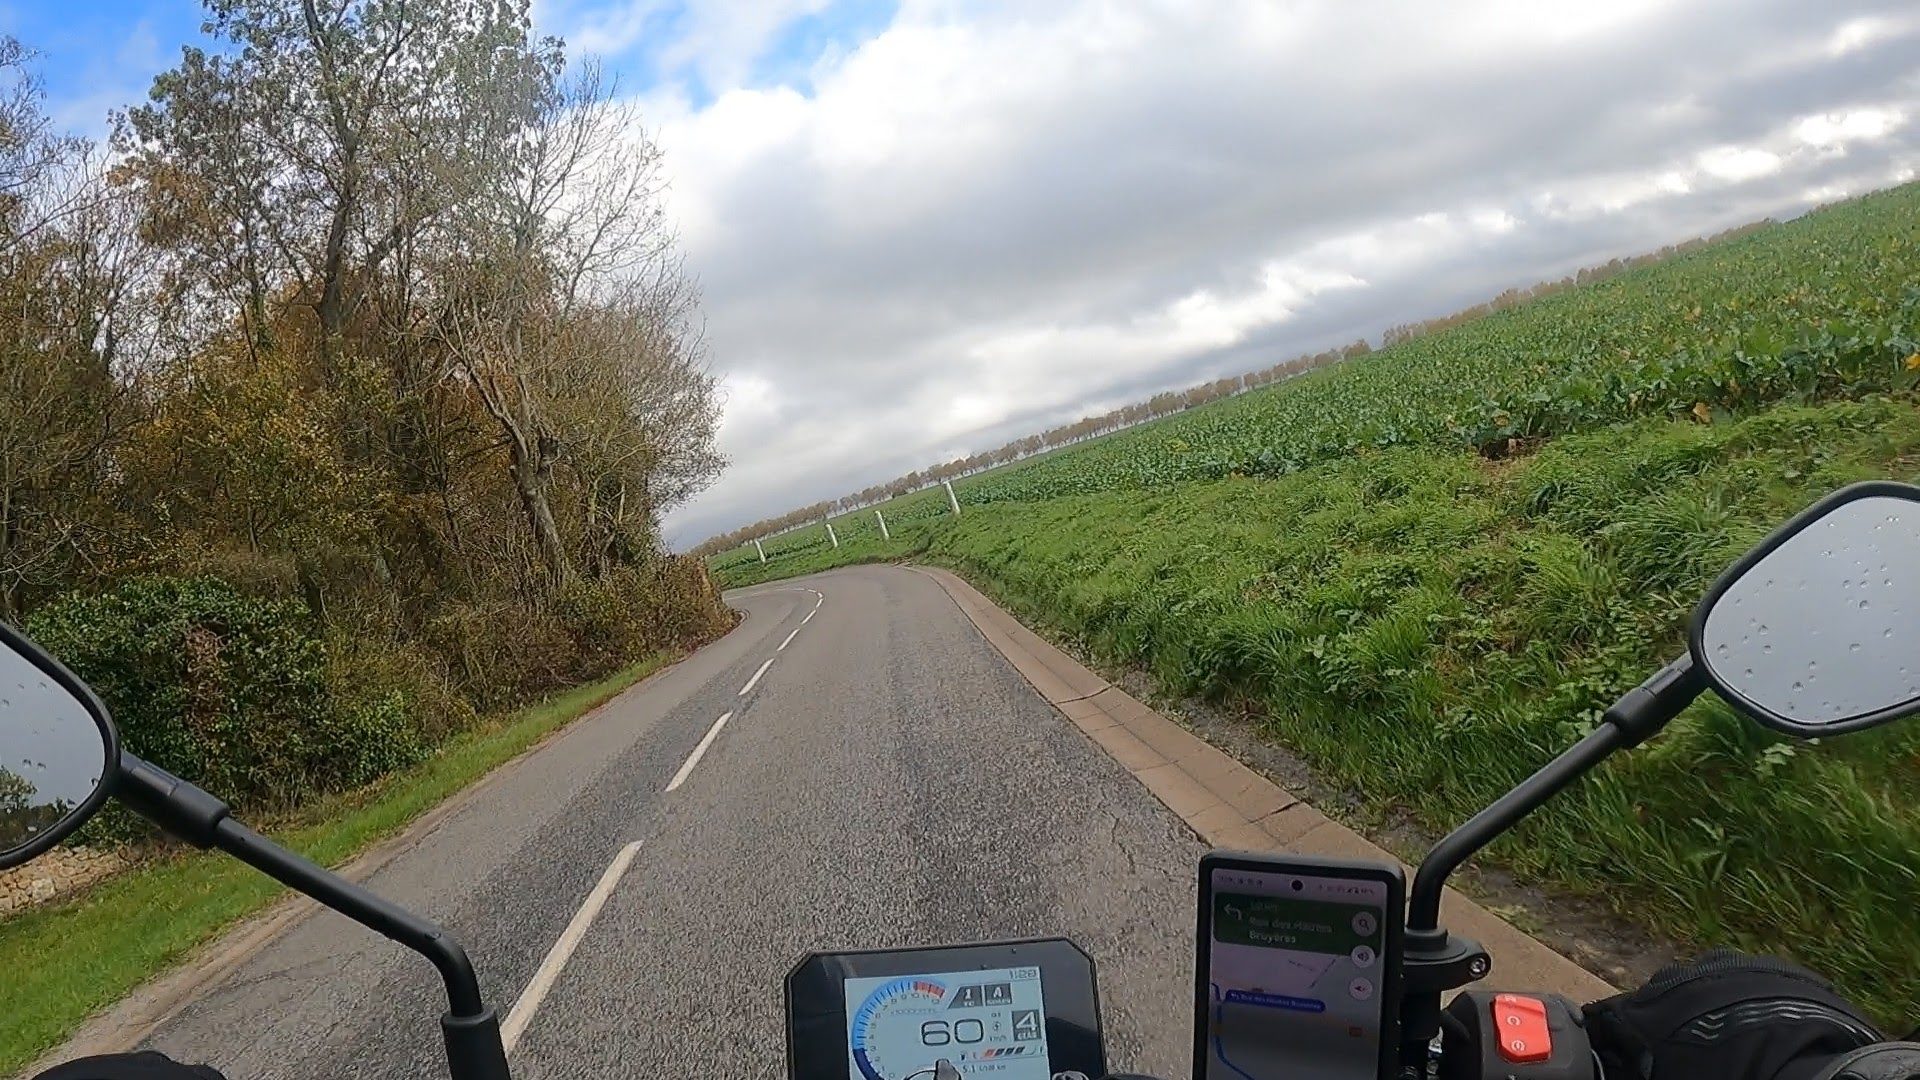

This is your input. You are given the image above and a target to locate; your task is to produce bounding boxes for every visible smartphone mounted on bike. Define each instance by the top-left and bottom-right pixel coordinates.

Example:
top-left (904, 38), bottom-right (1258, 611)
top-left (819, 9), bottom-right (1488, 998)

top-left (1193, 852), bottom-right (1405, 1080)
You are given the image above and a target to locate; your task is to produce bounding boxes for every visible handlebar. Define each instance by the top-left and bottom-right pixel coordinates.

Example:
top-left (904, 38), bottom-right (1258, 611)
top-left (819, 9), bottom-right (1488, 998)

top-left (116, 754), bottom-right (511, 1080)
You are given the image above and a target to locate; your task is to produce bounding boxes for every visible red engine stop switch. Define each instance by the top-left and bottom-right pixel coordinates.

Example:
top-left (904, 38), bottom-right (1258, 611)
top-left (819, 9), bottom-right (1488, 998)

top-left (1491, 993), bottom-right (1553, 1064)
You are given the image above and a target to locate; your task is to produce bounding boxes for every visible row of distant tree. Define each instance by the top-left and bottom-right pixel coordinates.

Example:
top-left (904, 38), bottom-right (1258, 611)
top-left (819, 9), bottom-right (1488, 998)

top-left (693, 217), bottom-right (1776, 557)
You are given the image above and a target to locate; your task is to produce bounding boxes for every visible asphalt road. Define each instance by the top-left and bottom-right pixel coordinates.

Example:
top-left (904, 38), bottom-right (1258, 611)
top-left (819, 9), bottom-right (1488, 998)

top-left (138, 565), bottom-right (1204, 1078)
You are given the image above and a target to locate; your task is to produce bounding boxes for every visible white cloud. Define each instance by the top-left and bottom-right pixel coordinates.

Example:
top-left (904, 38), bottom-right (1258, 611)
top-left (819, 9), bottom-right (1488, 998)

top-left (714, 372), bottom-right (781, 439)
top-left (613, 0), bottom-right (1920, 546)
top-left (1795, 108), bottom-right (1906, 148)
top-left (1697, 146), bottom-right (1785, 182)
top-left (1824, 13), bottom-right (1920, 57)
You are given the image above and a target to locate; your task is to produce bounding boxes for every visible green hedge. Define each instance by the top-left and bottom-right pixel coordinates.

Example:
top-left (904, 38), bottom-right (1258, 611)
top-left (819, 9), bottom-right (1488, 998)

top-left (23, 577), bottom-right (426, 810)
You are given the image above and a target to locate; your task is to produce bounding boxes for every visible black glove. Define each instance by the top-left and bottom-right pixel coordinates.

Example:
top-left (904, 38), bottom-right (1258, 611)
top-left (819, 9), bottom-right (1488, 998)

top-left (1585, 950), bottom-right (1883, 1080)
top-left (33, 1051), bottom-right (228, 1080)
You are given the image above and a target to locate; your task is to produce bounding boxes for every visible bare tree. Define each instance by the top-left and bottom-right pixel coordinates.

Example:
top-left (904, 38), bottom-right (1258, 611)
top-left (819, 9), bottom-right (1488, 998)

top-left (436, 65), bottom-right (693, 589)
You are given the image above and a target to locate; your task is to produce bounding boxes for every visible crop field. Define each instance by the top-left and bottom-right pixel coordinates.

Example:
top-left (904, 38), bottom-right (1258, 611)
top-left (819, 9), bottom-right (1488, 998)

top-left (713, 182), bottom-right (1920, 577)
top-left (708, 183), bottom-right (1920, 1018)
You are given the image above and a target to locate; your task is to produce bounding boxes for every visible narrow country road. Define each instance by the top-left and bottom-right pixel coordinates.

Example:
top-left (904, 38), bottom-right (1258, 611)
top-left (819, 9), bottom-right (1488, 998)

top-left (135, 565), bottom-right (1204, 1078)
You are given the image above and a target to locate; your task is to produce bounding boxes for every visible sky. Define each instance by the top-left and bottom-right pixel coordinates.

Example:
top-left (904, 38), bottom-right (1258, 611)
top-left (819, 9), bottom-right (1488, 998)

top-left (6, 1), bottom-right (1920, 549)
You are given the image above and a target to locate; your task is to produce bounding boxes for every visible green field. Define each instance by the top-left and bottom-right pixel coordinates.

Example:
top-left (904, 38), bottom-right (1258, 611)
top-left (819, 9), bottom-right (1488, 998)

top-left (712, 184), bottom-right (1920, 1019)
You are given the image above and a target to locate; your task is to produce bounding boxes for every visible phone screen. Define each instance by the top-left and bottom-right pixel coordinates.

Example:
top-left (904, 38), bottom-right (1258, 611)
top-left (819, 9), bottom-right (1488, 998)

top-left (1200, 865), bottom-right (1393, 1080)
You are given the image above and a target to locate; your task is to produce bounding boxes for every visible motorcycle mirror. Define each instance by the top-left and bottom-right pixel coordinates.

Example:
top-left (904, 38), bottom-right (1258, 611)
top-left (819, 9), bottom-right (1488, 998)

top-left (0, 622), bottom-right (119, 870)
top-left (1690, 481), bottom-right (1920, 738)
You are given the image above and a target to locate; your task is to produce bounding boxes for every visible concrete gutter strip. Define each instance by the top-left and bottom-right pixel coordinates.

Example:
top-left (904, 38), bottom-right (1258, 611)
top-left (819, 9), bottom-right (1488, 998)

top-left (910, 564), bottom-right (1615, 1002)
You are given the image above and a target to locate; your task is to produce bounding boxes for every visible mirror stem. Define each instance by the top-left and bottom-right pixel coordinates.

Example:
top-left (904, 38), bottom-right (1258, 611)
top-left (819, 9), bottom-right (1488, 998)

top-left (1407, 654), bottom-right (1702, 932)
top-left (116, 754), bottom-right (510, 1079)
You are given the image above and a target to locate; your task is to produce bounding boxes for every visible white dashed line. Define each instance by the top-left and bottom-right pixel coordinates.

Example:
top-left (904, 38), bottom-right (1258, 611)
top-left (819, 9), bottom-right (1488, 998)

top-left (665, 712), bottom-right (732, 793)
top-left (502, 840), bottom-right (643, 1053)
top-left (778, 628), bottom-right (801, 651)
top-left (738, 657), bottom-right (775, 697)
top-left (801, 608), bottom-right (817, 626)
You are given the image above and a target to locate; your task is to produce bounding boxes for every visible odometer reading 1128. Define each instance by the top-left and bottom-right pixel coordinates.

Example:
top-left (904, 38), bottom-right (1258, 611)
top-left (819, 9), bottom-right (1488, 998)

top-left (844, 966), bottom-right (1050, 1080)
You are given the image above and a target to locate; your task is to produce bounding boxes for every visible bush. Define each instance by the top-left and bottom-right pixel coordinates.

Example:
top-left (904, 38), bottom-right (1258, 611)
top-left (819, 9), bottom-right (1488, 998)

top-left (422, 600), bottom-right (584, 710)
top-left (23, 577), bottom-right (429, 810)
top-left (418, 556), bottom-right (730, 710)
top-left (323, 635), bottom-right (472, 785)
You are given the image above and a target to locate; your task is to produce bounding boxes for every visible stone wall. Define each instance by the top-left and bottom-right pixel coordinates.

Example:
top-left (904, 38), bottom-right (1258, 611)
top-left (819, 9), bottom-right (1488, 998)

top-left (0, 845), bottom-right (129, 916)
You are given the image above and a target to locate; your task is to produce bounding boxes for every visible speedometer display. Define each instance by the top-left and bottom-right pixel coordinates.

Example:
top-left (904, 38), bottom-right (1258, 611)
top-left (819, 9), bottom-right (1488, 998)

top-left (844, 966), bottom-right (1051, 1079)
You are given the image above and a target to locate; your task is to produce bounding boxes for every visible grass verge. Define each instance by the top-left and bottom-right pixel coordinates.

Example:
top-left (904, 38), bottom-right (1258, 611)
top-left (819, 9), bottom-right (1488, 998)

top-left (0, 651), bottom-right (676, 1076)
top-left (721, 397), bottom-right (1920, 1022)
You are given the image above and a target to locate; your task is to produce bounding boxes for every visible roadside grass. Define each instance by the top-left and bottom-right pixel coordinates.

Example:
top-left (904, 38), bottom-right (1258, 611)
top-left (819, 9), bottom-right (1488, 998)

top-left (0, 651), bottom-right (676, 1076)
top-left (722, 397), bottom-right (1920, 1022)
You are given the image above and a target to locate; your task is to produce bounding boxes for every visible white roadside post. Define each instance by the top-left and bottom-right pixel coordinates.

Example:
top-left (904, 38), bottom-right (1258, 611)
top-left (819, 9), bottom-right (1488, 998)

top-left (875, 510), bottom-right (891, 540)
top-left (943, 480), bottom-right (961, 516)
top-left (826, 522), bottom-right (840, 549)
top-left (753, 539), bottom-right (766, 563)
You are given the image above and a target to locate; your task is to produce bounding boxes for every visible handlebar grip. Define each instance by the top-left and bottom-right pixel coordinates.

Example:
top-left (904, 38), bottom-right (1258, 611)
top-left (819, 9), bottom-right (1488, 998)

top-left (443, 1008), bottom-right (512, 1080)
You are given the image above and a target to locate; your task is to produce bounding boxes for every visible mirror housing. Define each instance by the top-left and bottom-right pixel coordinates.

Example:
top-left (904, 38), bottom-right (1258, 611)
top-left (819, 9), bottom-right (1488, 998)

top-left (0, 621), bottom-right (120, 870)
top-left (1689, 480), bottom-right (1920, 739)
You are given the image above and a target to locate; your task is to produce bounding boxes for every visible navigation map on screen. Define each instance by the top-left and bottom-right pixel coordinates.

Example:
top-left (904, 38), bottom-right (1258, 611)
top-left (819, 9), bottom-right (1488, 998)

top-left (1203, 867), bottom-right (1390, 1080)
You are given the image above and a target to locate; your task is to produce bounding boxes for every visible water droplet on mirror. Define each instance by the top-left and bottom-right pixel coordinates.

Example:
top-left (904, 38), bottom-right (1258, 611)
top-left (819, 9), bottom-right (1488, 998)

top-left (1744, 668), bottom-right (1755, 678)
top-left (1792, 681), bottom-right (1803, 691)
top-left (1860, 600), bottom-right (1871, 610)
top-left (1762, 644), bottom-right (1773, 654)
top-left (1759, 624), bottom-right (1770, 634)
top-left (1851, 642), bottom-right (1862, 652)
top-left (1716, 643), bottom-right (1728, 655)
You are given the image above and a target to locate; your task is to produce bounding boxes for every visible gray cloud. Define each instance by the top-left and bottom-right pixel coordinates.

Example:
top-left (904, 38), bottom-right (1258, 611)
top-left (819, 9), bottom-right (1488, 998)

top-left (640, 0), bottom-right (1920, 546)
